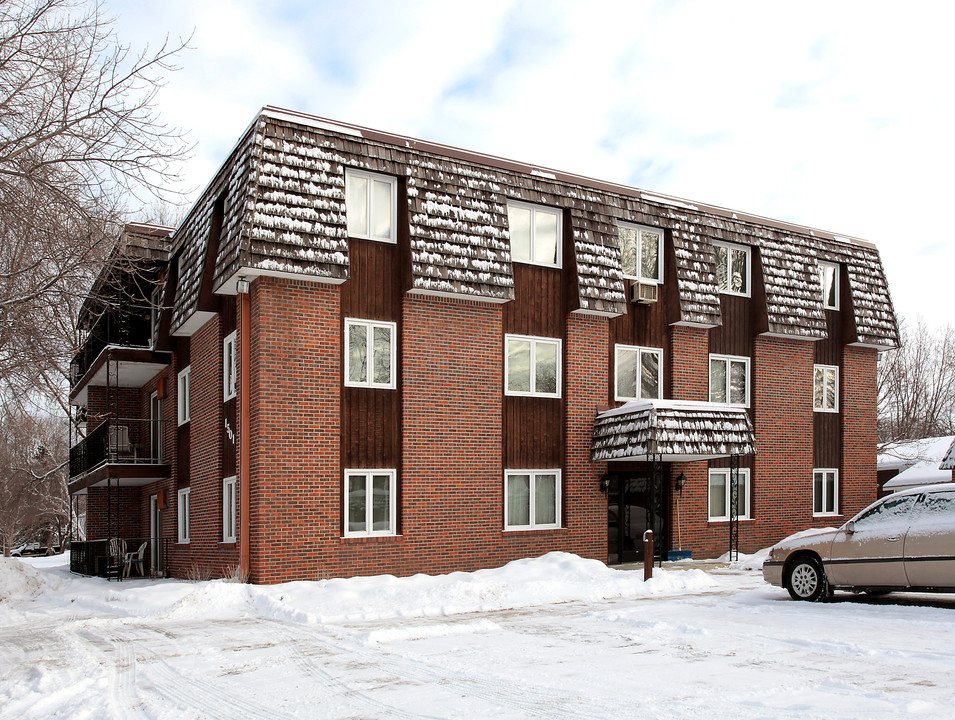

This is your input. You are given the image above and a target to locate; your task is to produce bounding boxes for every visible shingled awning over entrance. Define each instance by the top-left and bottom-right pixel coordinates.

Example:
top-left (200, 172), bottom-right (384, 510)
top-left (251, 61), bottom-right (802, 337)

top-left (591, 400), bottom-right (757, 463)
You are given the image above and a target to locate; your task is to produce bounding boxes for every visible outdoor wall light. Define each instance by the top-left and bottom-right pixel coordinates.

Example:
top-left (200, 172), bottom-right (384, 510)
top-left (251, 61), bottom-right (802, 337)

top-left (599, 475), bottom-right (610, 493)
top-left (675, 472), bottom-right (686, 493)
top-left (235, 277), bottom-right (251, 294)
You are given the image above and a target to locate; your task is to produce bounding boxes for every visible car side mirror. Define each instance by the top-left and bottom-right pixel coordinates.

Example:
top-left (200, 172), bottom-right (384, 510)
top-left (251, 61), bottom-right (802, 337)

top-left (845, 521), bottom-right (856, 535)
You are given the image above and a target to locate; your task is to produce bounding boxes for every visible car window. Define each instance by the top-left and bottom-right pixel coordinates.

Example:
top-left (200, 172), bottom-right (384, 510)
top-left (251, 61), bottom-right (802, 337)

top-left (915, 491), bottom-right (955, 519)
top-left (852, 494), bottom-right (920, 531)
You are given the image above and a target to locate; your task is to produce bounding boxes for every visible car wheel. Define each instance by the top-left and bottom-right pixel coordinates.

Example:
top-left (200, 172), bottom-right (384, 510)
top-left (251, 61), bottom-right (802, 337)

top-left (786, 556), bottom-right (830, 602)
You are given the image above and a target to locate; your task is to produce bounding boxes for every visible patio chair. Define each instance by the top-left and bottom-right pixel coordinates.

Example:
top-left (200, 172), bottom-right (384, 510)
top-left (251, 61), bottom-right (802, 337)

top-left (106, 538), bottom-right (126, 581)
top-left (123, 541), bottom-right (148, 578)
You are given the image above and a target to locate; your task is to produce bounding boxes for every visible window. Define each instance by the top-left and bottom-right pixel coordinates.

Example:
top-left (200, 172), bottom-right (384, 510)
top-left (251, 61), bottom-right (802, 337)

top-left (177, 366), bottom-right (191, 425)
top-left (813, 364), bottom-right (839, 412)
top-left (615, 345), bottom-right (662, 401)
top-left (223, 331), bottom-right (237, 401)
top-left (505, 335), bottom-right (561, 397)
top-left (819, 261), bottom-right (839, 309)
top-left (177, 488), bottom-right (190, 543)
top-left (813, 469), bottom-right (839, 516)
top-left (853, 493), bottom-right (918, 531)
top-left (344, 469), bottom-right (396, 537)
top-left (222, 476), bottom-right (237, 543)
top-left (505, 470), bottom-right (561, 530)
top-left (708, 468), bottom-right (750, 521)
top-left (713, 242), bottom-right (751, 296)
top-left (345, 319), bottom-right (396, 389)
top-left (709, 354), bottom-right (750, 406)
top-left (506, 201), bottom-right (562, 267)
top-left (345, 168), bottom-right (397, 243)
top-left (618, 223), bottom-right (663, 282)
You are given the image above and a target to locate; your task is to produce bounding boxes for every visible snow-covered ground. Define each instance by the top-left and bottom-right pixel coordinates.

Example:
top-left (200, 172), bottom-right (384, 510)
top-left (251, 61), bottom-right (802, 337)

top-left (1, 552), bottom-right (953, 719)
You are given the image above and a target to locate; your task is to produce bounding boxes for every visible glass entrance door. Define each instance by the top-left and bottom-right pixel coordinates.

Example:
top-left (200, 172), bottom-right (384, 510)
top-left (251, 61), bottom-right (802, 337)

top-left (607, 470), bottom-right (668, 564)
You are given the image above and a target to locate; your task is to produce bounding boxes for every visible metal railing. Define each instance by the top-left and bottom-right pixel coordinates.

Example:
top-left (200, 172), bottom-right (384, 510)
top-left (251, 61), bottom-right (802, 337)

top-left (69, 537), bottom-right (169, 580)
top-left (69, 418), bottom-right (164, 478)
top-left (71, 309), bottom-right (153, 384)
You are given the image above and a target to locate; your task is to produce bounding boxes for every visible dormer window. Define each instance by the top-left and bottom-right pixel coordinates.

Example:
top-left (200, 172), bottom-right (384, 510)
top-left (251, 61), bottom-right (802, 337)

top-left (713, 242), bottom-right (751, 297)
top-left (618, 223), bottom-right (663, 283)
top-left (345, 168), bottom-right (397, 243)
top-left (506, 201), bottom-right (561, 267)
top-left (819, 261), bottom-right (839, 309)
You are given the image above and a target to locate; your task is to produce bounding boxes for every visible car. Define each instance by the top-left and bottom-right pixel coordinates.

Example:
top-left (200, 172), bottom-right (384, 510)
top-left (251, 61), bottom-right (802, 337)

top-left (763, 483), bottom-right (955, 601)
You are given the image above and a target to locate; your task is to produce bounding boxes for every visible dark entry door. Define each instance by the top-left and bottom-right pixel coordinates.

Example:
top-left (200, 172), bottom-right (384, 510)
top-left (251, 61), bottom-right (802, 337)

top-left (607, 470), bottom-right (668, 564)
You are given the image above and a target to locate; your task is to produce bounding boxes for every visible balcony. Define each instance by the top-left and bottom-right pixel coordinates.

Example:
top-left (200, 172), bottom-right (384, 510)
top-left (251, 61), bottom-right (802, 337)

top-left (69, 418), bottom-right (171, 492)
top-left (70, 309), bottom-right (171, 406)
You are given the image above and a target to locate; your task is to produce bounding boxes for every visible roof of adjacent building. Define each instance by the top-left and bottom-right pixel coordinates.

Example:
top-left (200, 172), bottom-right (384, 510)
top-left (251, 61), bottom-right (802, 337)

top-left (940, 437), bottom-right (955, 471)
top-left (877, 435), bottom-right (955, 472)
top-left (591, 399), bottom-right (757, 462)
top-left (168, 106), bottom-right (899, 348)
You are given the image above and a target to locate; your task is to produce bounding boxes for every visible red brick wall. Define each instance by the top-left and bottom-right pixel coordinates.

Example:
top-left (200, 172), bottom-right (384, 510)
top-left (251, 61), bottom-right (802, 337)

top-left (670, 325), bottom-right (709, 401)
top-left (249, 277), bottom-right (341, 583)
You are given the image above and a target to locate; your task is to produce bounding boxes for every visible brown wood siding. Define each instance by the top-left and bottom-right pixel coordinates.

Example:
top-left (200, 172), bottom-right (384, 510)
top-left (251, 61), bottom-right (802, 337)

top-left (503, 263), bottom-right (565, 469)
top-left (709, 292), bottom-right (755, 424)
top-left (340, 237), bottom-right (403, 471)
top-left (814, 307), bottom-right (844, 468)
top-left (609, 279), bottom-right (672, 403)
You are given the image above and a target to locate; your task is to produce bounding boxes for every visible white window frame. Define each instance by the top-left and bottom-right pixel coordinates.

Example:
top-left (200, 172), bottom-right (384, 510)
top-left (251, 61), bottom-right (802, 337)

top-left (713, 241), bottom-right (752, 297)
top-left (222, 476), bottom-right (237, 543)
top-left (177, 366), bottom-right (191, 426)
top-left (344, 168), bottom-right (398, 243)
top-left (618, 222), bottom-right (664, 283)
top-left (819, 261), bottom-right (840, 310)
top-left (223, 331), bottom-right (237, 401)
top-left (504, 334), bottom-right (562, 398)
top-left (614, 345), bottom-right (663, 401)
top-left (709, 354), bottom-right (751, 407)
top-left (177, 487), bottom-right (190, 544)
top-left (708, 467), bottom-right (751, 521)
top-left (343, 469), bottom-right (397, 538)
top-left (813, 364), bottom-right (839, 413)
top-left (150, 283), bottom-right (163, 346)
top-left (506, 200), bottom-right (563, 268)
top-left (344, 318), bottom-right (397, 389)
top-left (813, 468), bottom-right (840, 517)
top-left (504, 469), bottom-right (561, 531)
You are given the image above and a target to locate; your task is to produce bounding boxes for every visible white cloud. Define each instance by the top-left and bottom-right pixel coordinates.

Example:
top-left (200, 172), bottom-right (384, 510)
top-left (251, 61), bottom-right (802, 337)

top-left (104, 0), bottom-right (953, 329)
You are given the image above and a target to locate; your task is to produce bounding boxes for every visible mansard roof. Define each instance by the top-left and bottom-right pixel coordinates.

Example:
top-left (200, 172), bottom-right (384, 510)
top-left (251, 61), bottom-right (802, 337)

top-left (591, 400), bottom-right (757, 462)
top-left (168, 106), bottom-right (898, 348)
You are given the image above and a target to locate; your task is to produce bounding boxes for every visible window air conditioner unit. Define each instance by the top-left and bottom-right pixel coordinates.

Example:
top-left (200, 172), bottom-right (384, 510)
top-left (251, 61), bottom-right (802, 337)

top-left (631, 281), bottom-right (659, 304)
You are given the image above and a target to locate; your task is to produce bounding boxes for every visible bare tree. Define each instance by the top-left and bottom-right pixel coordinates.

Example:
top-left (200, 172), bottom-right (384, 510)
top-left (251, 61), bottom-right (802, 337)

top-left (878, 317), bottom-right (955, 444)
top-left (0, 0), bottom-right (189, 411)
top-left (0, 408), bottom-right (69, 555)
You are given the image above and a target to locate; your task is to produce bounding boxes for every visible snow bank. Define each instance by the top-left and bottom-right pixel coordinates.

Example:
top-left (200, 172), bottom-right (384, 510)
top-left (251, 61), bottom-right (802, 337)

top-left (249, 552), bottom-right (715, 625)
top-left (0, 557), bottom-right (49, 601)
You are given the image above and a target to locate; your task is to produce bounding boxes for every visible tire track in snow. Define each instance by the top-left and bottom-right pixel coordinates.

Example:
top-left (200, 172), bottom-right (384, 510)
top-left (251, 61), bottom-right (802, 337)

top-left (267, 624), bottom-right (445, 720)
top-left (277, 619), bottom-right (596, 719)
top-left (74, 629), bottom-right (140, 720)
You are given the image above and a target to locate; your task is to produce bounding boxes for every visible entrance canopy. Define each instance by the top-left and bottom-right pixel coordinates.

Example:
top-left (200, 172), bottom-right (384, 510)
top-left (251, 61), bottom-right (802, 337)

top-left (592, 399), bottom-right (757, 463)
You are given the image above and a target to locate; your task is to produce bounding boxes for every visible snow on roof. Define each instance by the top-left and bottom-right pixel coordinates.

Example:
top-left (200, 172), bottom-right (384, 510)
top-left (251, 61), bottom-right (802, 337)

top-left (163, 107), bottom-right (899, 343)
top-left (592, 400), bottom-right (756, 462)
top-left (941, 437), bottom-right (955, 470)
top-left (877, 435), bottom-right (955, 471)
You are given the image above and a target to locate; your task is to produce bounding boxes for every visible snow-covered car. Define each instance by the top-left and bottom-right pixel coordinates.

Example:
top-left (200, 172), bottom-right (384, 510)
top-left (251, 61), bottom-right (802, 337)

top-left (763, 483), bottom-right (955, 601)
top-left (10, 542), bottom-right (42, 557)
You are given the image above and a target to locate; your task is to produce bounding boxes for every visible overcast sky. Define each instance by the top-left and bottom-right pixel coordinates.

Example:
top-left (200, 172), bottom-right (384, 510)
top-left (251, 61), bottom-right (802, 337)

top-left (107, 0), bottom-right (953, 331)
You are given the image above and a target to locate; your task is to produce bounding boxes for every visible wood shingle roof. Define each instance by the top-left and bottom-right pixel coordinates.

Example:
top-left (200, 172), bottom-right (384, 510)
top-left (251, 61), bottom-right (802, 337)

top-left (167, 106), bottom-right (899, 349)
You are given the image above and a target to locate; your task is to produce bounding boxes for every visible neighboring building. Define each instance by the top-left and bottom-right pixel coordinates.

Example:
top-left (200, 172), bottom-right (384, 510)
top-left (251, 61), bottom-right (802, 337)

top-left (877, 436), bottom-right (955, 495)
top-left (67, 107), bottom-right (899, 583)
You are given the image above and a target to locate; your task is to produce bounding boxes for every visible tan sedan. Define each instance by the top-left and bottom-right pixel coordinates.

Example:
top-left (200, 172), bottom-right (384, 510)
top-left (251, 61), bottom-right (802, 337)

top-left (763, 483), bottom-right (955, 601)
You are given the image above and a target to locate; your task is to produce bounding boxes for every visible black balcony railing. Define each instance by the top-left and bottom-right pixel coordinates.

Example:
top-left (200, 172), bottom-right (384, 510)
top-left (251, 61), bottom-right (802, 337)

top-left (70, 537), bottom-right (169, 580)
top-left (69, 418), bottom-right (164, 478)
top-left (71, 308), bottom-right (153, 384)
